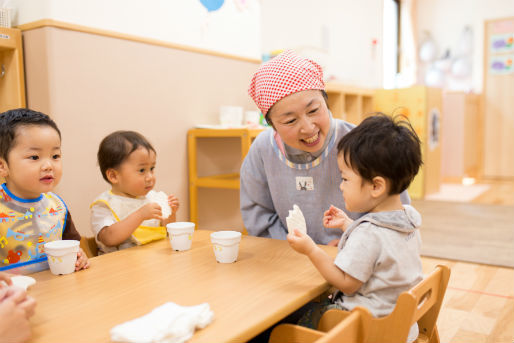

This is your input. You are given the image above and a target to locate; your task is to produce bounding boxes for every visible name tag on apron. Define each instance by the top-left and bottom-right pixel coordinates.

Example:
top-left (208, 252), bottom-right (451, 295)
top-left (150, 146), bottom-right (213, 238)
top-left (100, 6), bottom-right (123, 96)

top-left (296, 176), bottom-right (314, 191)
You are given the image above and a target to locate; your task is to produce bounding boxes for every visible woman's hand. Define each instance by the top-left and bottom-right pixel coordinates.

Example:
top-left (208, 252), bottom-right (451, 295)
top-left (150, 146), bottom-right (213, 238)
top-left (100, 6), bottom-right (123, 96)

top-left (323, 205), bottom-right (353, 232)
top-left (75, 248), bottom-right (90, 271)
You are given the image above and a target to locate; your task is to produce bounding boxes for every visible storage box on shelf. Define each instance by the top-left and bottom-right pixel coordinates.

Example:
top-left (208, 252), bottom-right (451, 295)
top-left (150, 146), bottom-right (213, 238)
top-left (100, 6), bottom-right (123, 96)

top-left (325, 82), bottom-right (374, 124)
top-left (374, 86), bottom-right (442, 199)
top-left (187, 128), bottom-right (264, 225)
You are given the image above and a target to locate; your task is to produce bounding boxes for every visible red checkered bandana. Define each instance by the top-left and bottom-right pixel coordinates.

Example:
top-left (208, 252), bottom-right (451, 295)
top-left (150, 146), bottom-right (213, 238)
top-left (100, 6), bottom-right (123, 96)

top-left (248, 50), bottom-right (325, 116)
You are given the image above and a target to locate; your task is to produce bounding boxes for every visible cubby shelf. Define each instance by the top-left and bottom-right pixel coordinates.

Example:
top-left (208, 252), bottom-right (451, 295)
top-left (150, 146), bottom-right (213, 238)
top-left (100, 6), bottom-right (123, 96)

top-left (0, 27), bottom-right (26, 112)
top-left (325, 82), bottom-right (374, 124)
top-left (187, 128), bottom-right (263, 224)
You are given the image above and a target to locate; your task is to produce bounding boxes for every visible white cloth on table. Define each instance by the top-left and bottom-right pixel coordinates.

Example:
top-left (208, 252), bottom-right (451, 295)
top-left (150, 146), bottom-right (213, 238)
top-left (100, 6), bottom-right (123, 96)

top-left (110, 302), bottom-right (214, 343)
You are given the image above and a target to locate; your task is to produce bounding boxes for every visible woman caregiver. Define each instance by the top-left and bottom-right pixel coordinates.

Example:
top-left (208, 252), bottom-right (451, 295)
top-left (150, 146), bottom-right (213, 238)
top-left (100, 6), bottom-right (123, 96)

top-left (240, 50), bottom-right (410, 245)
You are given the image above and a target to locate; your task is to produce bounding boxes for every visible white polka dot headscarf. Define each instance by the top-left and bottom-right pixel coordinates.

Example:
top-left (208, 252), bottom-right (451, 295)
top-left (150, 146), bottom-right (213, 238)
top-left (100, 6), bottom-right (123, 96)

top-left (248, 50), bottom-right (325, 116)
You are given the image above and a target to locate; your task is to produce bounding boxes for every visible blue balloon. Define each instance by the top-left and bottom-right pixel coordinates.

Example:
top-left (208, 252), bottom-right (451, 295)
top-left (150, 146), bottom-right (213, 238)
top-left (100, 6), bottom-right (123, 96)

top-left (199, 0), bottom-right (224, 12)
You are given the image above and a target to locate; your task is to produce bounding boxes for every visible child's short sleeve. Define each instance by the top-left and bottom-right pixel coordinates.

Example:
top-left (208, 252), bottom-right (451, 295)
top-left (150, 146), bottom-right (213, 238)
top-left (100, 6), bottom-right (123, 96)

top-left (333, 224), bottom-right (380, 283)
top-left (90, 202), bottom-right (117, 238)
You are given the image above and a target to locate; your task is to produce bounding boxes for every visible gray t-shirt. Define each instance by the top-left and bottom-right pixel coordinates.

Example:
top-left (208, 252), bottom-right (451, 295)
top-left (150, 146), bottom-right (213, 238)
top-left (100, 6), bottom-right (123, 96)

top-left (334, 205), bottom-right (423, 318)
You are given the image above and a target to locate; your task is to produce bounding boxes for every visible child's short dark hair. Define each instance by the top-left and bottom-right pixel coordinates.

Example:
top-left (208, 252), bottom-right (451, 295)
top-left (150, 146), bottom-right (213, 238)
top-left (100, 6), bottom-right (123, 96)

top-left (337, 113), bottom-right (422, 194)
top-left (97, 131), bottom-right (156, 183)
top-left (0, 108), bottom-right (61, 161)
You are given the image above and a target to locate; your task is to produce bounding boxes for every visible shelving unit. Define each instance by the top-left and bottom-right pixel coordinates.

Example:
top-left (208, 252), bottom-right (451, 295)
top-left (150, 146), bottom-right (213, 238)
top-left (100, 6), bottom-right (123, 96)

top-left (325, 82), bottom-right (374, 124)
top-left (187, 128), bottom-right (264, 225)
top-left (0, 27), bottom-right (26, 112)
top-left (374, 86), bottom-right (442, 199)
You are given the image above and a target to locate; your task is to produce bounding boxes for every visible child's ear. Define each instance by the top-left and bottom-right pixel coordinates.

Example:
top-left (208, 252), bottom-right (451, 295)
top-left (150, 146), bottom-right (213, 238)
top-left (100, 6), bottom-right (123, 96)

top-left (370, 176), bottom-right (387, 198)
top-left (0, 158), bottom-right (9, 178)
top-left (105, 168), bottom-right (118, 184)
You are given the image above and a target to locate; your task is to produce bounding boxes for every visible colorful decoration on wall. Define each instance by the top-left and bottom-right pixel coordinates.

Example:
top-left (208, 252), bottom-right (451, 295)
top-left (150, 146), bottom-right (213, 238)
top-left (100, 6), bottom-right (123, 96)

top-left (199, 0), bottom-right (224, 12)
top-left (490, 33), bottom-right (514, 53)
top-left (490, 55), bottom-right (513, 75)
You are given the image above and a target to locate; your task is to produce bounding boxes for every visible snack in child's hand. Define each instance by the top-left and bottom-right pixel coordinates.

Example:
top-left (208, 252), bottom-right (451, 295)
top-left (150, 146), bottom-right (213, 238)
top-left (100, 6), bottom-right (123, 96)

top-left (146, 191), bottom-right (171, 219)
top-left (286, 204), bottom-right (307, 234)
top-left (1, 275), bottom-right (36, 291)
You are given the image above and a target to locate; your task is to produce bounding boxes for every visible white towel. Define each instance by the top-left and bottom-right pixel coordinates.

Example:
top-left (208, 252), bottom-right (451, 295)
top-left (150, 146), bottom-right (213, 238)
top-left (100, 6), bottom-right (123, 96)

top-left (286, 204), bottom-right (307, 234)
top-left (111, 302), bottom-right (214, 343)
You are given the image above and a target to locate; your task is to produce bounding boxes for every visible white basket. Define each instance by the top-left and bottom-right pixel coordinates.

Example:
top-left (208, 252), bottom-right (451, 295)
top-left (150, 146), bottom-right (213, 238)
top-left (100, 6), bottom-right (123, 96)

top-left (0, 8), bottom-right (12, 28)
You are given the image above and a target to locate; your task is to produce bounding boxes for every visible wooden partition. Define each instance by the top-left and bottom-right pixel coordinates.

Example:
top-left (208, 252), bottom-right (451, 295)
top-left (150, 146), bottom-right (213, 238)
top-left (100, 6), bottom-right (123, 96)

top-left (482, 17), bottom-right (514, 179)
top-left (374, 86), bottom-right (442, 199)
top-left (21, 21), bottom-right (260, 235)
top-left (441, 92), bottom-right (482, 180)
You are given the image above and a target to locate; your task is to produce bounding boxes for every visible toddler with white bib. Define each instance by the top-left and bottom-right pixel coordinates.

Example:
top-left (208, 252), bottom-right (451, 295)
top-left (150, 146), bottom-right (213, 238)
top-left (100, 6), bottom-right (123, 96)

top-left (90, 131), bottom-right (179, 255)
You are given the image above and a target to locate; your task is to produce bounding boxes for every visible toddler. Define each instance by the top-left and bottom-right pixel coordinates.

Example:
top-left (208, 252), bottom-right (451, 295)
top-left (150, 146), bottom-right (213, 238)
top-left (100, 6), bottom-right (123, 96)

top-left (0, 108), bottom-right (89, 274)
top-left (287, 114), bottom-right (423, 342)
top-left (91, 131), bottom-right (179, 254)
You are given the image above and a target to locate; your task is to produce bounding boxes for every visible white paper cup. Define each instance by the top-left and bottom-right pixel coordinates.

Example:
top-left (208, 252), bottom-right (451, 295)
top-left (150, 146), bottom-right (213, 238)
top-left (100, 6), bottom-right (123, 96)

top-left (219, 106), bottom-right (243, 126)
top-left (210, 230), bottom-right (242, 263)
top-left (44, 240), bottom-right (79, 275)
top-left (244, 110), bottom-right (261, 126)
top-left (166, 222), bottom-right (195, 251)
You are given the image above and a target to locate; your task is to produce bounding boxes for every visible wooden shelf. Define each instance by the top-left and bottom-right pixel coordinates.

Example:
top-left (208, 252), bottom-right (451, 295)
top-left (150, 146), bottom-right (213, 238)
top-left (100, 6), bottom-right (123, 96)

top-left (0, 27), bottom-right (26, 112)
top-left (325, 82), bottom-right (374, 124)
top-left (187, 128), bottom-right (264, 224)
top-left (196, 173), bottom-right (240, 189)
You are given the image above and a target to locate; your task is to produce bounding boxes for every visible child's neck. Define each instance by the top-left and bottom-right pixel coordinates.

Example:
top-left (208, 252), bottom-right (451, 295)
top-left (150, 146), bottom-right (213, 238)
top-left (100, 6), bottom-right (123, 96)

top-left (110, 187), bottom-right (138, 199)
top-left (3, 181), bottom-right (42, 200)
top-left (369, 193), bottom-right (404, 213)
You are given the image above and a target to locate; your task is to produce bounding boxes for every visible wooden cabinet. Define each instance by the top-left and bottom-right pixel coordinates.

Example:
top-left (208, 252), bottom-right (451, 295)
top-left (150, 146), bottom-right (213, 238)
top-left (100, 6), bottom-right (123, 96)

top-left (374, 86), bottom-right (442, 199)
top-left (0, 27), bottom-right (25, 111)
top-left (325, 82), bottom-right (374, 124)
top-left (482, 17), bottom-right (514, 178)
top-left (187, 128), bottom-right (263, 225)
top-left (441, 92), bottom-right (482, 180)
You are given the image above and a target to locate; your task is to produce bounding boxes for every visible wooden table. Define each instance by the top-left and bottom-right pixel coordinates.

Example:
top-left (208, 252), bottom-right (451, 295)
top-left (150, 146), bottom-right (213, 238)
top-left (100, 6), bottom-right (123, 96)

top-left (28, 230), bottom-right (337, 343)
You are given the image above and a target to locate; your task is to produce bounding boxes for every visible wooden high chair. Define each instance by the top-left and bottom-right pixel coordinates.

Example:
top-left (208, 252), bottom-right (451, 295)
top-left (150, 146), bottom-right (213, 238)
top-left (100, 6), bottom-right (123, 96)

top-left (269, 310), bottom-right (368, 343)
top-left (320, 264), bottom-right (451, 343)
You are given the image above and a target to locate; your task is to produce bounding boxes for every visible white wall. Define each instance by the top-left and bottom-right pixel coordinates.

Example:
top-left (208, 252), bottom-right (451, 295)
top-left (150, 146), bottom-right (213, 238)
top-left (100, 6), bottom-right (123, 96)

top-left (417, 0), bottom-right (514, 92)
top-left (8, 0), bottom-right (261, 60)
top-left (261, 0), bottom-right (384, 88)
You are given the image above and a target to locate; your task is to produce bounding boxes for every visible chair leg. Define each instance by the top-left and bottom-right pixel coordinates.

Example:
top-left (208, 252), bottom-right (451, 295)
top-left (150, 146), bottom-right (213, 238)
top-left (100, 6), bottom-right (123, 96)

top-left (414, 325), bottom-right (440, 343)
top-left (269, 323), bottom-right (324, 343)
top-left (429, 325), bottom-right (440, 343)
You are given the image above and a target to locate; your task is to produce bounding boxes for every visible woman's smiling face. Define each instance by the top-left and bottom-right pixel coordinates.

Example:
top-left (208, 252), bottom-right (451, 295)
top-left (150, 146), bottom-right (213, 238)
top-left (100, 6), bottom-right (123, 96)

top-left (267, 89), bottom-right (330, 153)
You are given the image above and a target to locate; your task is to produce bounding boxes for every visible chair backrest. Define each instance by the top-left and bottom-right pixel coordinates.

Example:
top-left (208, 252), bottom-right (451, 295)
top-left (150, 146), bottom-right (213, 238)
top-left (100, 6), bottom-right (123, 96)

top-left (355, 265), bottom-right (451, 343)
top-left (316, 311), bottom-right (368, 343)
top-left (80, 236), bottom-right (98, 257)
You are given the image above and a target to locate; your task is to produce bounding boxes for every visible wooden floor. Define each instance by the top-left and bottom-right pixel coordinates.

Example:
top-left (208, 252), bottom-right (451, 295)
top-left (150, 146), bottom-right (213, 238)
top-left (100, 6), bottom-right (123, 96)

top-left (421, 179), bottom-right (514, 343)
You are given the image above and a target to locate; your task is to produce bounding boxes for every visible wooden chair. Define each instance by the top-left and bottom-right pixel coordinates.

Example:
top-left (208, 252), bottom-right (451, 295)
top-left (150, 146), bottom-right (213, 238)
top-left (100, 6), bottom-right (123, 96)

top-left (320, 264), bottom-right (451, 343)
top-left (269, 310), bottom-right (368, 343)
top-left (80, 236), bottom-right (98, 258)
